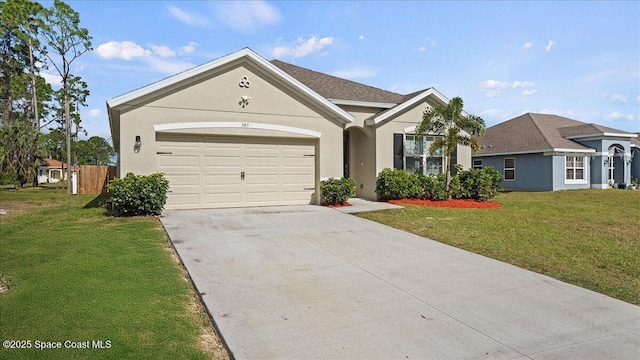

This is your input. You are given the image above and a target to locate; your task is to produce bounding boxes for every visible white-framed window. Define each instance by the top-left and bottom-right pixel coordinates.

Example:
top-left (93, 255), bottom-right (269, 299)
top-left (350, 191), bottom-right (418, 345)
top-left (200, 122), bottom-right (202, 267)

top-left (565, 156), bottom-right (586, 182)
top-left (608, 156), bottom-right (614, 182)
top-left (472, 159), bottom-right (483, 169)
top-left (404, 135), bottom-right (443, 176)
top-left (504, 158), bottom-right (515, 181)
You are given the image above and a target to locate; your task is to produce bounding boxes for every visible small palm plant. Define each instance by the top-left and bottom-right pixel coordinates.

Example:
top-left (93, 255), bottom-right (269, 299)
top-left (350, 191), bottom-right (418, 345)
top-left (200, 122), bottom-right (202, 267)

top-left (416, 97), bottom-right (485, 197)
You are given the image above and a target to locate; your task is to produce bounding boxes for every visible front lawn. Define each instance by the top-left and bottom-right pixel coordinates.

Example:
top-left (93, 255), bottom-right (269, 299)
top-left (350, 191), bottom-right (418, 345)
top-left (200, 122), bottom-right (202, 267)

top-left (357, 190), bottom-right (640, 305)
top-left (0, 189), bottom-right (227, 359)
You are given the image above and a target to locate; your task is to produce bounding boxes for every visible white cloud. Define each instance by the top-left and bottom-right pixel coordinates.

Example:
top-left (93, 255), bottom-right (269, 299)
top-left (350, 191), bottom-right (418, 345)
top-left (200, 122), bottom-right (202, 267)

top-left (358, 35), bottom-right (364, 40)
top-left (151, 45), bottom-right (176, 58)
top-left (545, 40), bottom-right (556, 52)
top-left (168, 5), bottom-right (211, 27)
top-left (41, 71), bottom-right (62, 87)
top-left (271, 36), bottom-right (334, 59)
top-left (480, 79), bottom-right (535, 97)
top-left (605, 112), bottom-right (634, 122)
top-left (214, 1), bottom-right (280, 32)
top-left (480, 80), bottom-right (511, 90)
top-left (179, 41), bottom-right (198, 54)
top-left (512, 80), bottom-right (535, 88)
top-left (89, 109), bottom-right (101, 117)
top-left (418, 37), bottom-right (437, 51)
top-left (637, 94), bottom-right (640, 103)
top-left (95, 40), bottom-right (194, 74)
top-left (480, 80), bottom-right (509, 97)
top-left (603, 93), bottom-right (629, 104)
top-left (330, 66), bottom-right (377, 79)
top-left (523, 41), bottom-right (532, 49)
top-left (95, 41), bottom-right (151, 60)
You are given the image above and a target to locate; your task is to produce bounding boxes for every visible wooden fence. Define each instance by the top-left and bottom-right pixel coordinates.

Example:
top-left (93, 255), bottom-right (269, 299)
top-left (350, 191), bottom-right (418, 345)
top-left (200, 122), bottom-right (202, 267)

top-left (78, 165), bottom-right (117, 195)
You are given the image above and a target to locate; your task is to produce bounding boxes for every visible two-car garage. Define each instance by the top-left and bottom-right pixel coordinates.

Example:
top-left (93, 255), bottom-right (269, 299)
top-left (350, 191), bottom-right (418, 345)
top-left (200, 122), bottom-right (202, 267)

top-left (156, 134), bottom-right (316, 209)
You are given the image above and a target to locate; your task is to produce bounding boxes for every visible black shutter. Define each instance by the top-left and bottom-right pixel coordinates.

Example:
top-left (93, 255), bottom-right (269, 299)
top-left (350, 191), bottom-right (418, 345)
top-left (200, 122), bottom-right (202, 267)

top-left (393, 133), bottom-right (404, 170)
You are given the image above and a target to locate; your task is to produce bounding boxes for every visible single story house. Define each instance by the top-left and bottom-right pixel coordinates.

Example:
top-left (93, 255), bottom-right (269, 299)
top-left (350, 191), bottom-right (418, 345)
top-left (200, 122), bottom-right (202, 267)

top-left (37, 159), bottom-right (69, 184)
top-left (473, 113), bottom-right (638, 191)
top-left (107, 48), bottom-right (472, 209)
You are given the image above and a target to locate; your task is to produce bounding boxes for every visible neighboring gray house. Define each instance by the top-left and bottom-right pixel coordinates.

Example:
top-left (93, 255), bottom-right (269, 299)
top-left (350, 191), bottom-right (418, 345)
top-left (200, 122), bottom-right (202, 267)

top-left (473, 113), bottom-right (638, 191)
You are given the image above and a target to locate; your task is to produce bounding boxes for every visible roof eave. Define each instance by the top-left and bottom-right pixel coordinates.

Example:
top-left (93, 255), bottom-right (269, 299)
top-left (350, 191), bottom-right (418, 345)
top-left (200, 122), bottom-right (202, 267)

top-left (564, 132), bottom-right (638, 140)
top-left (474, 148), bottom-right (596, 157)
top-left (328, 98), bottom-right (397, 109)
top-left (107, 102), bottom-right (120, 151)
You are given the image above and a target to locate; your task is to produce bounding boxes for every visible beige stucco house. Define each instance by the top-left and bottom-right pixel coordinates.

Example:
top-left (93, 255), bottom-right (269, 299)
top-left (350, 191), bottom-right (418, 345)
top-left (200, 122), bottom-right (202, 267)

top-left (107, 48), bottom-right (471, 209)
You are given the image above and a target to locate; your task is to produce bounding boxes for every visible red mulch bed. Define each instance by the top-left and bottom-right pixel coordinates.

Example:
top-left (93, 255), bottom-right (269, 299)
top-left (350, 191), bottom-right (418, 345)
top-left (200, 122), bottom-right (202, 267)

top-left (388, 198), bottom-right (501, 209)
top-left (322, 202), bottom-right (353, 208)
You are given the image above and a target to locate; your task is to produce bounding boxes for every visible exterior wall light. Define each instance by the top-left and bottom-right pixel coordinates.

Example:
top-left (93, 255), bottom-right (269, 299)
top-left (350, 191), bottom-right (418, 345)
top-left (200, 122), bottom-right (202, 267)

top-left (134, 135), bottom-right (141, 153)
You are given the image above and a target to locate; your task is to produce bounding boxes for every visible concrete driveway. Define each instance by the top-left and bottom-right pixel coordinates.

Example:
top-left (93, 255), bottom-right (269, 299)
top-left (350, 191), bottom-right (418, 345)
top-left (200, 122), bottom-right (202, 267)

top-left (161, 205), bottom-right (640, 359)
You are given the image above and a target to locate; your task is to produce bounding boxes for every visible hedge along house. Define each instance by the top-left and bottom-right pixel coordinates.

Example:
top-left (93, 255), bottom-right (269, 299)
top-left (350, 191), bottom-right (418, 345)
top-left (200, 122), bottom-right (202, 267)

top-left (473, 113), bottom-right (638, 191)
top-left (107, 48), bottom-right (471, 209)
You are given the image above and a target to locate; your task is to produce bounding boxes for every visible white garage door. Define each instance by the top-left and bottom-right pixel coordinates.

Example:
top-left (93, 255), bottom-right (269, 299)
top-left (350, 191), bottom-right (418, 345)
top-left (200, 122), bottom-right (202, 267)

top-left (156, 134), bottom-right (316, 209)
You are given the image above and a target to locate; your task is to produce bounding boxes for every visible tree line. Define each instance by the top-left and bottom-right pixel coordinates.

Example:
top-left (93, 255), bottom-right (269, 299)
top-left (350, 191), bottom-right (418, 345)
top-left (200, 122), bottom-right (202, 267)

top-left (0, 0), bottom-right (108, 189)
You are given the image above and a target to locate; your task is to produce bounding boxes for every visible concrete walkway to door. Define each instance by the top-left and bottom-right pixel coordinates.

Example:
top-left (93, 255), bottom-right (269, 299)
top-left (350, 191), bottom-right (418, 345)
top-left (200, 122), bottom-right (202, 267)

top-left (161, 205), bottom-right (640, 360)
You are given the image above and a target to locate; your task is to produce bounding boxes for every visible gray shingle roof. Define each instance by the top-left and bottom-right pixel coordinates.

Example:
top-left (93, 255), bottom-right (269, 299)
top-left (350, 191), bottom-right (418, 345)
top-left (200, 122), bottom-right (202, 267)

top-left (558, 123), bottom-right (635, 138)
top-left (478, 113), bottom-right (601, 155)
top-left (270, 60), bottom-right (405, 104)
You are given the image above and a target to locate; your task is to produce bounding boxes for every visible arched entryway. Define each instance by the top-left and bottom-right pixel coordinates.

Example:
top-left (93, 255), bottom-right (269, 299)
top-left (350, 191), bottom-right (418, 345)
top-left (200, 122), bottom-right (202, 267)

top-left (344, 127), bottom-right (375, 199)
top-left (607, 144), bottom-right (625, 185)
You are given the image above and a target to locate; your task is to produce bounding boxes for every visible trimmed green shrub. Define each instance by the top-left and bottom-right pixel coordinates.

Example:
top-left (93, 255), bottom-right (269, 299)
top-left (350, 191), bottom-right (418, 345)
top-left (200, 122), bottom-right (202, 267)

top-left (418, 174), bottom-right (448, 200)
top-left (320, 177), bottom-right (356, 204)
top-left (406, 173), bottom-right (424, 199)
top-left (108, 172), bottom-right (169, 216)
top-left (376, 166), bottom-right (502, 202)
top-left (458, 167), bottom-right (503, 200)
top-left (376, 168), bottom-right (423, 200)
top-left (448, 174), bottom-right (464, 199)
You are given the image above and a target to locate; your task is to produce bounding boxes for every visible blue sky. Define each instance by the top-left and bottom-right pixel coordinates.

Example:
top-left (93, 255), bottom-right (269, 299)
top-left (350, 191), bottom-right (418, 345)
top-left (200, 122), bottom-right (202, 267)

top-left (40, 1), bottom-right (639, 140)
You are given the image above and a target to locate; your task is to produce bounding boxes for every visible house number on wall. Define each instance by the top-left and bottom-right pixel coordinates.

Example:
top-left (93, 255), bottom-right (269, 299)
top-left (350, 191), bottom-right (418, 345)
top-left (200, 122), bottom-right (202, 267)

top-left (241, 122), bottom-right (250, 128)
top-left (239, 76), bottom-right (250, 88)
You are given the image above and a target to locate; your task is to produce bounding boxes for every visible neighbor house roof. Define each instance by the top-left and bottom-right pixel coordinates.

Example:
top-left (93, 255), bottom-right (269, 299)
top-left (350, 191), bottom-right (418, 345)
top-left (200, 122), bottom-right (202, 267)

top-left (42, 159), bottom-right (67, 168)
top-left (558, 123), bottom-right (637, 139)
top-left (477, 113), bottom-right (601, 156)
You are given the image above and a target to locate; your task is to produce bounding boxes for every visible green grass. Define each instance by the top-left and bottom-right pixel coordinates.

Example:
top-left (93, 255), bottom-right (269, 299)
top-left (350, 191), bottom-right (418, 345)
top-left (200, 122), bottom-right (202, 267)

top-left (0, 189), bottom-right (218, 359)
top-left (357, 190), bottom-right (640, 305)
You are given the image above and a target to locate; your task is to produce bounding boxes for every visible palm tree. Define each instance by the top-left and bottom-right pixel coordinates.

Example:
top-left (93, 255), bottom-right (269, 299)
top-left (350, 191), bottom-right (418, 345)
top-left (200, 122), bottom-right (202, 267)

top-left (416, 97), bottom-right (485, 196)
